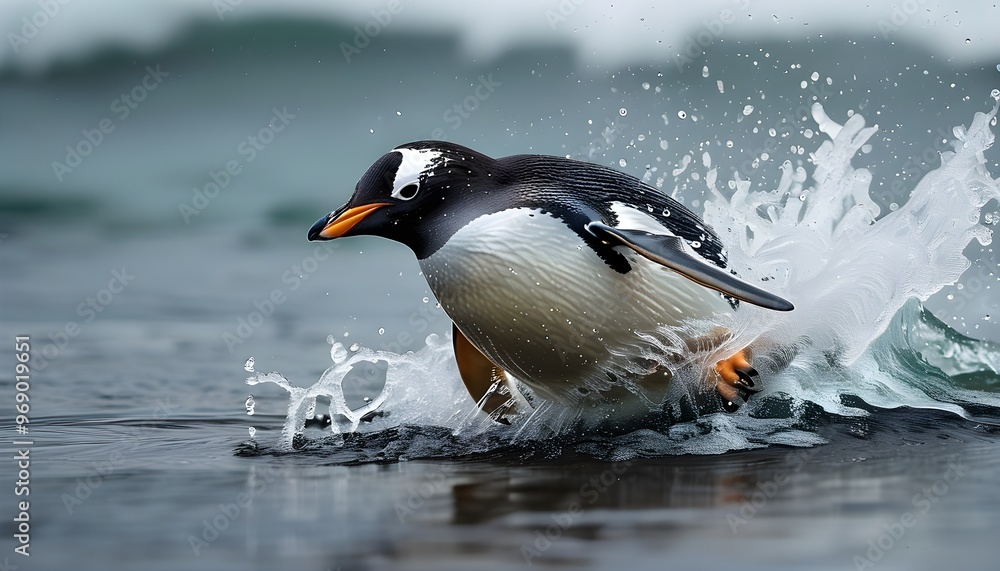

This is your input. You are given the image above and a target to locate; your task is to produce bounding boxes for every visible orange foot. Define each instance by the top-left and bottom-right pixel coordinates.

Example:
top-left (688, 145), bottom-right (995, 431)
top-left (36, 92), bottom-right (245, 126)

top-left (714, 349), bottom-right (762, 412)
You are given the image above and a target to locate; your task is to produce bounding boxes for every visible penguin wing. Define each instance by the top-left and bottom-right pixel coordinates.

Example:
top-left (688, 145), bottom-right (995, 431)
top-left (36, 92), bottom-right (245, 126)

top-left (586, 222), bottom-right (794, 311)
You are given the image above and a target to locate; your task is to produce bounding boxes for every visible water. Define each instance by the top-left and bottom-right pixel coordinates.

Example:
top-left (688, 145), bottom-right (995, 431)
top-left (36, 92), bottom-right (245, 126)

top-left (2, 8), bottom-right (1000, 571)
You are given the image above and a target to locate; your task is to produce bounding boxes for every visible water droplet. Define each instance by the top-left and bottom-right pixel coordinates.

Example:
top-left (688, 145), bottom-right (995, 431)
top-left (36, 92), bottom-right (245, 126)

top-left (378, 327), bottom-right (385, 335)
top-left (810, 71), bottom-right (819, 81)
top-left (637, 133), bottom-right (645, 141)
top-left (702, 66), bottom-right (709, 78)
top-left (991, 89), bottom-right (1000, 101)
top-left (619, 158), bottom-right (627, 167)
top-left (659, 139), bottom-right (669, 150)
top-left (248, 426), bottom-right (256, 438)
top-left (619, 108), bottom-right (628, 116)
top-left (396, 110), bottom-right (402, 116)
top-left (965, 38), bottom-right (971, 44)
top-left (726, 140), bottom-right (734, 148)
top-left (244, 357), bottom-right (255, 372)
top-left (662, 208), bottom-right (671, 217)
top-left (245, 395), bottom-right (255, 416)
top-left (691, 241), bottom-right (701, 248)
top-left (349, 343), bottom-right (360, 352)
top-left (677, 110), bottom-right (687, 119)
top-left (422, 296), bottom-right (429, 303)
top-left (369, 128), bottom-right (375, 134)
top-left (947, 293), bottom-right (955, 300)
top-left (768, 127), bottom-right (777, 137)
top-left (800, 80), bottom-right (808, 89)
top-left (889, 202), bottom-right (899, 211)
top-left (742, 105), bottom-right (754, 116)
top-left (330, 342), bottom-right (348, 364)
top-left (772, 14), bottom-right (780, 23)
top-left (641, 82), bottom-right (650, 90)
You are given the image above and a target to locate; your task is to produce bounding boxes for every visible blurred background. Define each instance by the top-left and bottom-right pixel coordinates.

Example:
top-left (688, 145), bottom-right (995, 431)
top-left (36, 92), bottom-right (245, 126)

top-left (2, 2), bottom-right (999, 570)
top-left (2, 0), bottom-right (998, 358)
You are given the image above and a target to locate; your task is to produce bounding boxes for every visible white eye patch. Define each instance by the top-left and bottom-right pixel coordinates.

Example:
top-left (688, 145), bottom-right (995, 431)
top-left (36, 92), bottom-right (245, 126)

top-left (391, 147), bottom-right (446, 200)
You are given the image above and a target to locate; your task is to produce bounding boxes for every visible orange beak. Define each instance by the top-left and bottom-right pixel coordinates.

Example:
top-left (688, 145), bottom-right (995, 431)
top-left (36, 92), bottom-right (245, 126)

top-left (308, 203), bottom-right (391, 240)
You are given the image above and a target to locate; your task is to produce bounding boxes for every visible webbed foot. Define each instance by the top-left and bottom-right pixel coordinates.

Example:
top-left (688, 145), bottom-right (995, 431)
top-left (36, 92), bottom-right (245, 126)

top-left (714, 349), bottom-right (761, 412)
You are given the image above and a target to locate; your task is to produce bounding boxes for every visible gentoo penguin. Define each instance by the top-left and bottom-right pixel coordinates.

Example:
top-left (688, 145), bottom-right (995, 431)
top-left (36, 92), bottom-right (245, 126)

top-left (308, 141), bottom-right (793, 420)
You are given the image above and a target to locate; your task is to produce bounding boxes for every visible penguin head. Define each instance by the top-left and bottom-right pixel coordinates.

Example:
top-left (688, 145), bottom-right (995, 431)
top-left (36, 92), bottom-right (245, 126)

top-left (308, 141), bottom-right (502, 258)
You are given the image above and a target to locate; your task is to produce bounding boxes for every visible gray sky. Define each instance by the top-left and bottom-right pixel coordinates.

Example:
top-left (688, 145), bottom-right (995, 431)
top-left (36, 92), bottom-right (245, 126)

top-left (4, 0), bottom-right (999, 71)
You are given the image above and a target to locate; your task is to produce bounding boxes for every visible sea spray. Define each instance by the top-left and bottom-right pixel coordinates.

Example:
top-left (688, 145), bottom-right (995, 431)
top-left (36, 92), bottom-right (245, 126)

top-left (695, 101), bottom-right (999, 412)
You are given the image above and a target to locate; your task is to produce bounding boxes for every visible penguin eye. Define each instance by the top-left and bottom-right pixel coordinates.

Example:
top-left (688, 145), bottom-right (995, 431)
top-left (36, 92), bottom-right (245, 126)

top-left (396, 183), bottom-right (419, 200)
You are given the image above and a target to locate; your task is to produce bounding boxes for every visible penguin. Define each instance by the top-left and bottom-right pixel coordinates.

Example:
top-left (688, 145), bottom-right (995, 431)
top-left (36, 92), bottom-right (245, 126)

top-left (308, 141), bottom-right (793, 420)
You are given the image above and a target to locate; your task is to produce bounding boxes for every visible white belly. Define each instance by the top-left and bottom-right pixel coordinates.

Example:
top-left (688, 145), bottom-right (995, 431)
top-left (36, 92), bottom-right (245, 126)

top-left (419, 208), bottom-right (732, 403)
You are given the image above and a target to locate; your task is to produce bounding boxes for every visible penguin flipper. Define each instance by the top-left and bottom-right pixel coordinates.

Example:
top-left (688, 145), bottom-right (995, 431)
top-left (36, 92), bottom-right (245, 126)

top-left (586, 222), bottom-right (794, 311)
top-left (452, 323), bottom-right (522, 423)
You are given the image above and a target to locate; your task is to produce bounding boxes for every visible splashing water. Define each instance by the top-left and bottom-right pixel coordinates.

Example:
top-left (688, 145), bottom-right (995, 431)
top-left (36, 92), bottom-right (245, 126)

top-left (697, 101), bottom-right (1000, 418)
top-left (247, 101), bottom-right (1000, 459)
